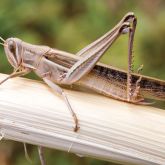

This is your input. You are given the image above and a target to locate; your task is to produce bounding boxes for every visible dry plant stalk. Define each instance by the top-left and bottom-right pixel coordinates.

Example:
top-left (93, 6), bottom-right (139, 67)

top-left (0, 74), bottom-right (165, 165)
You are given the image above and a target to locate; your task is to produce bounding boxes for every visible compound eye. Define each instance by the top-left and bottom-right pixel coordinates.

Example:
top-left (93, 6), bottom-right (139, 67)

top-left (8, 40), bottom-right (16, 54)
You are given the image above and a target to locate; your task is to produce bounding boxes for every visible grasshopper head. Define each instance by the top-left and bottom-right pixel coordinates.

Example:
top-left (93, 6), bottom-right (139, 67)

top-left (3, 37), bottom-right (23, 68)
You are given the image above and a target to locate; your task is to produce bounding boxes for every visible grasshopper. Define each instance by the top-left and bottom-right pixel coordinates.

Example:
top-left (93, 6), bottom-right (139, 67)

top-left (0, 12), bottom-right (165, 133)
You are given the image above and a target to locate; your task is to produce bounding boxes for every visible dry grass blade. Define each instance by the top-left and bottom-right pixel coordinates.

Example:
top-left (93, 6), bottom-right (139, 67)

top-left (0, 73), bottom-right (165, 165)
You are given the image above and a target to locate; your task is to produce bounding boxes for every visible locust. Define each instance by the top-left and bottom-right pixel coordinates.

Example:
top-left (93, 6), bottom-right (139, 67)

top-left (0, 12), bottom-right (165, 133)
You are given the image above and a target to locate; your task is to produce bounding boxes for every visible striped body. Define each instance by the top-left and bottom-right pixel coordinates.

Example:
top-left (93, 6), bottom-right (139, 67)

top-left (47, 49), bottom-right (165, 102)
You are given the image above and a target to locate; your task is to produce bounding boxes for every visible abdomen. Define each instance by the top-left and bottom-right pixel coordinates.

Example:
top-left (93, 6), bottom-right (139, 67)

top-left (77, 65), bottom-right (165, 101)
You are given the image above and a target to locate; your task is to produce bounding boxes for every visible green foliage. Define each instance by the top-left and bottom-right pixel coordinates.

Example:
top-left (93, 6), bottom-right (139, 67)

top-left (0, 0), bottom-right (164, 165)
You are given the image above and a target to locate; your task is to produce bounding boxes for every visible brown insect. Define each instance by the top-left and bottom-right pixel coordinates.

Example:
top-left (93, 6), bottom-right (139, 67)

top-left (0, 12), bottom-right (165, 133)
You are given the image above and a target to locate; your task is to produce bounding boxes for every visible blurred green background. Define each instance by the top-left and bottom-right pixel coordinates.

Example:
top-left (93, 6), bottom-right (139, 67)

top-left (0, 0), bottom-right (164, 165)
